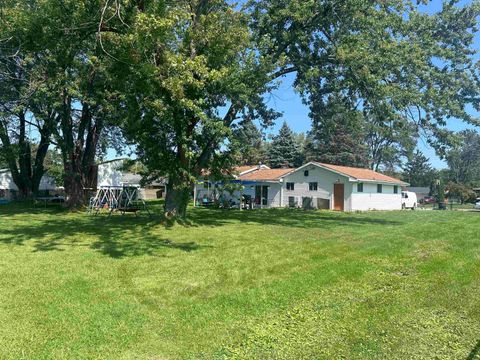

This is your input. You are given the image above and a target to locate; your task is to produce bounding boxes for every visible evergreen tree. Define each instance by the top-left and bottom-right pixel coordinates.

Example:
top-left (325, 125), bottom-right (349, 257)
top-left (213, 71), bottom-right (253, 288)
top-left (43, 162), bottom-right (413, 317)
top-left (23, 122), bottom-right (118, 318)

top-left (268, 122), bottom-right (302, 168)
top-left (402, 150), bottom-right (436, 187)
top-left (232, 121), bottom-right (266, 165)
top-left (305, 94), bottom-right (368, 167)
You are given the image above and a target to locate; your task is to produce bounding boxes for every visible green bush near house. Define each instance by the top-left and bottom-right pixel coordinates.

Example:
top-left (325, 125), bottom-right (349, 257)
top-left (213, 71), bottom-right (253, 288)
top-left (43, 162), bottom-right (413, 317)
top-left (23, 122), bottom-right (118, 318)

top-left (0, 203), bottom-right (479, 359)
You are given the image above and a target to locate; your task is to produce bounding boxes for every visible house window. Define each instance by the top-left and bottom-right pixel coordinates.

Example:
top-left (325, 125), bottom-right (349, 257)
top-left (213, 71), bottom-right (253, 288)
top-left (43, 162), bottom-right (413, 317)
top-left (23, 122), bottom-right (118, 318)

top-left (309, 182), bottom-right (318, 191)
top-left (394, 185), bottom-right (398, 194)
top-left (357, 183), bottom-right (364, 193)
top-left (286, 182), bottom-right (295, 191)
top-left (203, 181), bottom-right (211, 189)
top-left (377, 184), bottom-right (383, 193)
top-left (304, 170), bottom-right (309, 177)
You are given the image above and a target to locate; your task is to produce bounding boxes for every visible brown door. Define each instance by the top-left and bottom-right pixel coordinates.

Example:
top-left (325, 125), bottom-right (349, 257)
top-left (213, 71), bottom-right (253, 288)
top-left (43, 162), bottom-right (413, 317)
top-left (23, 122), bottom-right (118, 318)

top-left (333, 183), bottom-right (344, 211)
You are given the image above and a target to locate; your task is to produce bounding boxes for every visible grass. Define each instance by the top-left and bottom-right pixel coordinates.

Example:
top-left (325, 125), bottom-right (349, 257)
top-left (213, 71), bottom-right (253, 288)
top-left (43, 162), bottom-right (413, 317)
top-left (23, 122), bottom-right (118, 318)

top-left (0, 202), bottom-right (480, 359)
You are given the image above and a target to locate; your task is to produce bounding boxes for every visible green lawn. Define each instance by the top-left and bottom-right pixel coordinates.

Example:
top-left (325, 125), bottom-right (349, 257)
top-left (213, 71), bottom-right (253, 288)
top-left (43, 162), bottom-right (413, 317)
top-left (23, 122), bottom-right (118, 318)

top-left (0, 203), bottom-right (479, 359)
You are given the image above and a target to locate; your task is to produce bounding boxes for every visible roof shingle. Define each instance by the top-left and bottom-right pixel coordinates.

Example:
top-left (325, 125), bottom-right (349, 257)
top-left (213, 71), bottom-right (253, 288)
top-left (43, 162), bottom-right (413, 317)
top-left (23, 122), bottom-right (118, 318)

top-left (314, 162), bottom-right (405, 184)
top-left (238, 168), bottom-right (294, 181)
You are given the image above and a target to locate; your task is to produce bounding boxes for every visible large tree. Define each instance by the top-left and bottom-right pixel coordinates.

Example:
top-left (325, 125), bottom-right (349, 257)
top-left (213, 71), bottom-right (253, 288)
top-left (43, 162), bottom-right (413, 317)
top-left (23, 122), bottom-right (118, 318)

top-left (250, 0), bottom-right (480, 170)
top-left (231, 120), bottom-right (267, 165)
top-left (446, 130), bottom-right (480, 186)
top-left (0, 0), bottom-right (120, 206)
top-left (305, 93), bottom-right (368, 167)
top-left (268, 122), bottom-right (302, 168)
top-left (403, 150), bottom-right (436, 187)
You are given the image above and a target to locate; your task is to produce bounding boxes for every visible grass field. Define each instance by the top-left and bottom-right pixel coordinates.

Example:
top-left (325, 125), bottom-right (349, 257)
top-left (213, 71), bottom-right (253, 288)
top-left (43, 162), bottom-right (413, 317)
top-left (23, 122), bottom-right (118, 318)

top-left (0, 203), bottom-right (479, 359)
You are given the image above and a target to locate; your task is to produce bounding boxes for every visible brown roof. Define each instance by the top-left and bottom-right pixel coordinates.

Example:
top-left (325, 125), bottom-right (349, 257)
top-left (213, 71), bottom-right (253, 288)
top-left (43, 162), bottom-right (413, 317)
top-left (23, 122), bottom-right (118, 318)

top-left (314, 162), bottom-right (405, 184)
top-left (235, 165), bottom-right (260, 174)
top-left (239, 168), bottom-right (294, 181)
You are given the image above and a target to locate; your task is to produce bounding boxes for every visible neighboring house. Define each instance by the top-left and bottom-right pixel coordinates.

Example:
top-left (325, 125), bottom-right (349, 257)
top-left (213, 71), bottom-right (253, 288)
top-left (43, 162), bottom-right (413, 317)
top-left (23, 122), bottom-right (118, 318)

top-left (406, 187), bottom-right (430, 202)
top-left (0, 169), bottom-right (58, 200)
top-left (96, 159), bottom-right (167, 199)
top-left (194, 162), bottom-right (408, 211)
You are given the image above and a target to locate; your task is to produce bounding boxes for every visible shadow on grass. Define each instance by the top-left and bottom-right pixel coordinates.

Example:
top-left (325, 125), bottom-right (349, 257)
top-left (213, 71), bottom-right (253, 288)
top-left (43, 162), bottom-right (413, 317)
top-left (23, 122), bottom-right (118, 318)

top-left (466, 340), bottom-right (480, 360)
top-left (0, 204), bottom-right (402, 258)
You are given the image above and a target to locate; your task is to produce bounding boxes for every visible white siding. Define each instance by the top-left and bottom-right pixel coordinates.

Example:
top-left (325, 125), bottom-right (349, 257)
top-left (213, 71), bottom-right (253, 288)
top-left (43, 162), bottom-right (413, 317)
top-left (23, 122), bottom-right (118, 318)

top-left (350, 182), bottom-right (402, 211)
top-left (97, 161), bottom-right (124, 187)
top-left (281, 165), bottom-right (352, 210)
top-left (0, 170), bottom-right (57, 199)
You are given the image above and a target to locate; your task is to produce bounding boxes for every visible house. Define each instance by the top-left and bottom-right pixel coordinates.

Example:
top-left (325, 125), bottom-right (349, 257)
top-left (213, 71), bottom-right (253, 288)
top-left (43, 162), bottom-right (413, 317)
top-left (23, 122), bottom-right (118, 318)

top-left (96, 159), bottom-right (167, 199)
top-left (406, 187), bottom-right (430, 202)
top-left (194, 162), bottom-right (408, 211)
top-left (0, 169), bottom-right (58, 200)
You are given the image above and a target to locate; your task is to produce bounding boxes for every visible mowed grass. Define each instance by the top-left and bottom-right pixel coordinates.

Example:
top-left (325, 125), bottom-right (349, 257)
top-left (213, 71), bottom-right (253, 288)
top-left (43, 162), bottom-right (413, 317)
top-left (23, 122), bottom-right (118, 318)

top-left (0, 203), bottom-right (480, 359)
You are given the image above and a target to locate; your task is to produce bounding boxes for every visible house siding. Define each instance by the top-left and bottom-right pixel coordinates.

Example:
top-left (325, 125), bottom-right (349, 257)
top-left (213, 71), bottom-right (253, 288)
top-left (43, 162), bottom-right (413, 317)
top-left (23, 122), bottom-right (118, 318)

top-left (281, 165), bottom-right (352, 210)
top-left (350, 182), bottom-right (402, 211)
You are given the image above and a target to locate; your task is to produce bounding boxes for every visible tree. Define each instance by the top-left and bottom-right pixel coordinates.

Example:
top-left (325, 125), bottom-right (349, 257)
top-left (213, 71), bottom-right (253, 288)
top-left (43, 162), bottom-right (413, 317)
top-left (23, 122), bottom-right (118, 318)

top-left (305, 93), bottom-right (368, 167)
top-left (0, 0), bottom-right (120, 207)
top-left (403, 150), bottom-right (436, 187)
top-left (445, 130), bottom-right (480, 186)
top-left (232, 120), bottom-right (266, 165)
top-left (446, 182), bottom-right (476, 204)
top-left (107, 0), bottom-right (280, 217)
top-left (268, 122), bottom-right (302, 168)
top-left (250, 0), bottom-right (480, 170)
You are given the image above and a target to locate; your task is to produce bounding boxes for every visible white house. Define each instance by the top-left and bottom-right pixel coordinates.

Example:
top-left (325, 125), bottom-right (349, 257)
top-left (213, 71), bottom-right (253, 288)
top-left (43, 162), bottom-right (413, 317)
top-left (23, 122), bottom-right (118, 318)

top-left (0, 169), bottom-right (58, 200)
top-left (194, 162), bottom-right (408, 211)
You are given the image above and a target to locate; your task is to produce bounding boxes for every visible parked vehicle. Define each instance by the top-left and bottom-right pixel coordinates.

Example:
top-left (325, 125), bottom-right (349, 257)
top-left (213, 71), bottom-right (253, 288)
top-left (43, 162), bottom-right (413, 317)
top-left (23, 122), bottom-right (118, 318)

top-left (422, 196), bottom-right (436, 204)
top-left (475, 201), bottom-right (480, 210)
top-left (402, 191), bottom-right (418, 210)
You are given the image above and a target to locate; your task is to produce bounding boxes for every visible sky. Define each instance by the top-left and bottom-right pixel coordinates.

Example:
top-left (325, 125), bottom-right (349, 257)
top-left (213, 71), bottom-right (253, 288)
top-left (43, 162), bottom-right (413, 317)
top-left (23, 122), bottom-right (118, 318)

top-left (108, 1), bottom-right (480, 169)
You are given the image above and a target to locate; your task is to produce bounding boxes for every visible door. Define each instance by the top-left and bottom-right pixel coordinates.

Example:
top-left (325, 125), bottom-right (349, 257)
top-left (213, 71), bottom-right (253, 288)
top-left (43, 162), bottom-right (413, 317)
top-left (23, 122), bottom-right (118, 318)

top-left (333, 183), bottom-right (344, 211)
top-left (255, 185), bottom-right (269, 207)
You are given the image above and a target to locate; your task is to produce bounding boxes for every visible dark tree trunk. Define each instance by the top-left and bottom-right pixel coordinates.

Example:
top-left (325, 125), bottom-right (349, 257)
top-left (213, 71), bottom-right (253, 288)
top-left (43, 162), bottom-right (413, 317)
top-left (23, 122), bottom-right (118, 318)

top-left (164, 181), bottom-right (191, 218)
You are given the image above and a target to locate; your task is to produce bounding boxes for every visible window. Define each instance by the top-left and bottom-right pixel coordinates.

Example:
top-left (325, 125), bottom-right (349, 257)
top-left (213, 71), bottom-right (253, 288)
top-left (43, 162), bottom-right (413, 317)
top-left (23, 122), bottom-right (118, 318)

top-left (357, 183), bottom-right (364, 193)
top-left (377, 184), bottom-right (383, 193)
top-left (286, 182), bottom-right (295, 191)
top-left (394, 185), bottom-right (398, 194)
top-left (309, 182), bottom-right (318, 191)
top-left (203, 181), bottom-right (211, 189)
top-left (304, 170), bottom-right (309, 177)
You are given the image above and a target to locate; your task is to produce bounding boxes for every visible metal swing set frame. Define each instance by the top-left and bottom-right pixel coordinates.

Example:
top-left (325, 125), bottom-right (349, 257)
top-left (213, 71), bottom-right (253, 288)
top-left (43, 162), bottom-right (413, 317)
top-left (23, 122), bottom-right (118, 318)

top-left (88, 185), bottom-right (151, 216)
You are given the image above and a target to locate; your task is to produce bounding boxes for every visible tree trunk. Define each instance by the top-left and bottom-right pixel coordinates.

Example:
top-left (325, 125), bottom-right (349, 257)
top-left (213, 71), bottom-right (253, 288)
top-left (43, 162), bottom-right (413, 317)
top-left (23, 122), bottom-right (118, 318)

top-left (64, 171), bottom-right (84, 209)
top-left (164, 181), bottom-right (191, 218)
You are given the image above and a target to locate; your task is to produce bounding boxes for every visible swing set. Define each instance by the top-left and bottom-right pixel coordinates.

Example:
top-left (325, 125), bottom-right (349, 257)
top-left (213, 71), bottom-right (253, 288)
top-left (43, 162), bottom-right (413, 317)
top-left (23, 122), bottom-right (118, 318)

top-left (88, 185), bottom-right (151, 216)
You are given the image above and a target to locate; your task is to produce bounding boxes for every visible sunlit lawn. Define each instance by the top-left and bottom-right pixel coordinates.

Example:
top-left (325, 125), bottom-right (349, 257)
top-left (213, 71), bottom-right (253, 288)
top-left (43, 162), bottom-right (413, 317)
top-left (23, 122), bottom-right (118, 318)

top-left (0, 202), bottom-right (479, 359)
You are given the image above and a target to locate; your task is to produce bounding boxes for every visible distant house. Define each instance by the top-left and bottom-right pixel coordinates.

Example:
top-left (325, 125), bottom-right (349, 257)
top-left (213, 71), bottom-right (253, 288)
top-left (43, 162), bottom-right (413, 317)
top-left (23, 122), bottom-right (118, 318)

top-left (194, 162), bottom-right (408, 211)
top-left (406, 187), bottom-right (430, 202)
top-left (0, 169), bottom-right (58, 200)
top-left (96, 159), bottom-right (167, 199)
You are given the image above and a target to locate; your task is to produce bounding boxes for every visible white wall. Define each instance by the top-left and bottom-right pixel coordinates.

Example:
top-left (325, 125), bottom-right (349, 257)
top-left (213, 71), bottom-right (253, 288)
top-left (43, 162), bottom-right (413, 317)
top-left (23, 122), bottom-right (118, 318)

top-left (97, 161), bottom-right (124, 187)
top-left (0, 170), bottom-right (57, 199)
top-left (281, 165), bottom-right (352, 210)
top-left (350, 182), bottom-right (402, 211)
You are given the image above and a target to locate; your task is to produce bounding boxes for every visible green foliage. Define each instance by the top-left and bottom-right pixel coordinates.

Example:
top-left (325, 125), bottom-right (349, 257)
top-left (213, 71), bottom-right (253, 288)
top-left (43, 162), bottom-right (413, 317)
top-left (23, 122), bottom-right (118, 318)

top-left (305, 93), bottom-right (368, 167)
top-left (232, 120), bottom-right (267, 165)
top-left (267, 122), bottom-right (303, 168)
top-left (403, 150), bottom-right (436, 187)
top-left (445, 130), bottom-right (480, 186)
top-left (446, 182), bottom-right (476, 204)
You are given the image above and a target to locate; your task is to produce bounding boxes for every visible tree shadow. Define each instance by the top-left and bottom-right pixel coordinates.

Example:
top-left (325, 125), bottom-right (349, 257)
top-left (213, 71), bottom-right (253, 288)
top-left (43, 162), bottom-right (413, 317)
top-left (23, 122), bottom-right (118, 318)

top-left (0, 213), bottom-right (209, 258)
top-left (187, 207), bottom-right (403, 229)
top-left (1, 205), bottom-right (402, 258)
top-left (466, 340), bottom-right (480, 360)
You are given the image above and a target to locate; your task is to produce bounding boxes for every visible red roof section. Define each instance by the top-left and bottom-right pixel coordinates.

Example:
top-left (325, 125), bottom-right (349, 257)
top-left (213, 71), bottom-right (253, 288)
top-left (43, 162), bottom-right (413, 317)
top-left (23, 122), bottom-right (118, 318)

top-left (315, 162), bottom-right (405, 184)
top-left (239, 168), bottom-right (294, 181)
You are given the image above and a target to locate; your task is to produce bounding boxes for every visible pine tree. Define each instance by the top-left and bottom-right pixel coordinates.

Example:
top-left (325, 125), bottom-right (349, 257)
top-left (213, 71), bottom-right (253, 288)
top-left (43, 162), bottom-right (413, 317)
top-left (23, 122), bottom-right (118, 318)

top-left (232, 121), bottom-right (266, 165)
top-left (305, 94), bottom-right (368, 167)
top-left (267, 122), bottom-right (302, 168)
top-left (402, 150), bottom-right (436, 187)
